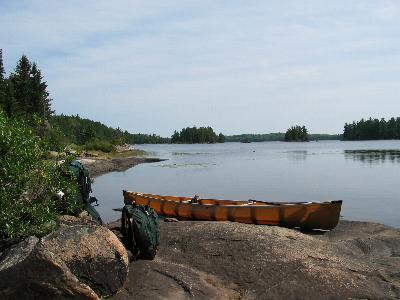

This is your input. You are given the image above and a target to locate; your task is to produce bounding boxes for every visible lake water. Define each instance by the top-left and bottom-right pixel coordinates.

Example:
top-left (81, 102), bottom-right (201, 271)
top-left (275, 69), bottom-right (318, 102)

top-left (92, 141), bottom-right (400, 228)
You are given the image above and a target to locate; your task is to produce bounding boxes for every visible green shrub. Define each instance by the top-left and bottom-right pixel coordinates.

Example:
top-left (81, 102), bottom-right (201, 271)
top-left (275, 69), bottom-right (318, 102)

top-left (0, 112), bottom-right (79, 238)
top-left (84, 141), bottom-right (115, 153)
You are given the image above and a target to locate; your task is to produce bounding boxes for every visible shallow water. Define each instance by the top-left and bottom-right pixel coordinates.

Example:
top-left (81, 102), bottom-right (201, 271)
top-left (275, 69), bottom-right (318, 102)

top-left (92, 141), bottom-right (400, 228)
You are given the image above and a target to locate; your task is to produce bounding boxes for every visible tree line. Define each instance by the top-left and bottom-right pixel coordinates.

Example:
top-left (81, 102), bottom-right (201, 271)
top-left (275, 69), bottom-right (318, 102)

top-left (343, 118), bottom-right (400, 140)
top-left (51, 114), bottom-right (168, 146)
top-left (0, 50), bottom-right (167, 149)
top-left (225, 133), bottom-right (285, 142)
top-left (171, 126), bottom-right (225, 143)
top-left (224, 133), bottom-right (340, 142)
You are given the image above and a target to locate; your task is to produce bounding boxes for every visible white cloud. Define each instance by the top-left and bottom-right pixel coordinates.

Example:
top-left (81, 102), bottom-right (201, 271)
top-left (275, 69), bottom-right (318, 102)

top-left (1, 0), bottom-right (399, 135)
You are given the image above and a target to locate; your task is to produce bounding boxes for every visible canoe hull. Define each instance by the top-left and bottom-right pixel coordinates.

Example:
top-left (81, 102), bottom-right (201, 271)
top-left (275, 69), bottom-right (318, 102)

top-left (123, 191), bottom-right (342, 230)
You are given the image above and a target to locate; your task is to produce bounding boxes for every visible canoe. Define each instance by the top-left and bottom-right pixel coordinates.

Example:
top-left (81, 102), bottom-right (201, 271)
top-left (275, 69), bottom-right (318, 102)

top-left (123, 190), bottom-right (342, 230)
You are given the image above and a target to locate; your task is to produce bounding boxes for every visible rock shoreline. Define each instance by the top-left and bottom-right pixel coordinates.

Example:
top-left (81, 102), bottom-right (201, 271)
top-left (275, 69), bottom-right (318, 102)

top-left (81, 156), bottom-right (165, 178)
top-left (86, 155), bottom-right (400, 299)
top-left (110, 219), bottom-right (400, 299)
top-left (1, 155), bottom-right (399, 299)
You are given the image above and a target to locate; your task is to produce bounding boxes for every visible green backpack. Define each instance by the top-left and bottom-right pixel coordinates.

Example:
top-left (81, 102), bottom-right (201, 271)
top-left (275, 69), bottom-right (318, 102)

top-left (68, 160), bottom-right (91, 201)
top-left (122, 204), bottom-right (160, 260)
top-left (68, 160), bottom-right (103, 224)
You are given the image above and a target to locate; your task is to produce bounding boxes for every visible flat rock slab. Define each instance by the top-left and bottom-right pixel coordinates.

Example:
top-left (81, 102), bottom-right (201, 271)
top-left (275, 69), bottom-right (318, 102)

top-left (112, 220), bottom-right (400, 299)
top-left (83, 157), bottom-right (164, 178)
top-left (114, 258), bottom-right (240, 300)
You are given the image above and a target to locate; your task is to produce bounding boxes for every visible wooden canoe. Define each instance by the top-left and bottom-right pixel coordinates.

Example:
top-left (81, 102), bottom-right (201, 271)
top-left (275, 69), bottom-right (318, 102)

top-left (123, 190), bottom-right (342, 230)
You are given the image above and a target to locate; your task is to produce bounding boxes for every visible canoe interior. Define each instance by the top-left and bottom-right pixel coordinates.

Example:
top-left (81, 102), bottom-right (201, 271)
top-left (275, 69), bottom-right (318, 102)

top-left (134, 192), bottom-right (328, 206)
top-left (123, 190), bottom-right (342, 230)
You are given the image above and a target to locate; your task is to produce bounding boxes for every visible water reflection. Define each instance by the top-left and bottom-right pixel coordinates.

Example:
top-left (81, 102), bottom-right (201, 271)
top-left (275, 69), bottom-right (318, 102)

top-left (93, 141), bottom-right (400, 227)
top-left (172, 152), bottom-right (211, 156)
top-left (285, 150), bottom-right (308, 161)
top-left (344, 149), bottom-right (400, 163)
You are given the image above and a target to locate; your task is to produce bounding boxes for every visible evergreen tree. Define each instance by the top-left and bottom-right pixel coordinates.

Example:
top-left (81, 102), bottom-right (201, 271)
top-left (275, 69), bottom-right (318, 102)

top-left (171, 126), bottom-right (222, 143)
top-left (342, 117), bottom-right (400, 140)
top-left (6, 55), bottom-right (53, 120)
top-left (3, 80), bottom-right (18, 117)
top-left (218, 133), bottom-right (225, 143)
top-left (30, 63), bottom-right (53, 118)
top-left (285, 125), bottom-right (309, 142)
top-left (10, 55), bottom-right (32, 117)
top-left (171, 130), bottom-right (179, 143)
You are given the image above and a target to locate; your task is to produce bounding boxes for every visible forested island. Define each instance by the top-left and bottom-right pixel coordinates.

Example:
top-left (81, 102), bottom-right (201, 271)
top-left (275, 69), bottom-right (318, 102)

top-left (171, 126), bottom-right (225, 143)
top-left (343, 117), bottom-right (400, 140)
top-left (284, 125), bottom-right (310, 142)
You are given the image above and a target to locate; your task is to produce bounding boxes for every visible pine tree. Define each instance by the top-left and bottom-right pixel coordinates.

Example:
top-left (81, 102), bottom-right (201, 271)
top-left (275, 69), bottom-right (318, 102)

top-left (30, 63), bottom-right (53, 119)
top-left (218, 133), bottom-right (225, 143)
top-left (171, 130), bottom-right (179, 143)
top-left (10, 55), bottom-right (32, 117)
top-left (3, 80), bottom-right (18, 117)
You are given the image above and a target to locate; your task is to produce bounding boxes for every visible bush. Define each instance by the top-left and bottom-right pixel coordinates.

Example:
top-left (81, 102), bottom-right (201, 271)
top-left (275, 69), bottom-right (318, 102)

top-left (84, 141), bottom-right (115, 153)
top-left (0, 112), bottom-right (79, 238)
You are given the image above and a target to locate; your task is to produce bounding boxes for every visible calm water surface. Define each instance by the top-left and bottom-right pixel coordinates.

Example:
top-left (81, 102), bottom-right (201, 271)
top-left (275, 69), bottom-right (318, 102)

top-left (92, 141), bottom-right (400, 228)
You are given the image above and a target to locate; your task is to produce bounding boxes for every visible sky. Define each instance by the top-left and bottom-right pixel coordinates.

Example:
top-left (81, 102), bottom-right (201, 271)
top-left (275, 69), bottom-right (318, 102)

top-left (1, 1), bottom-right (399, 136)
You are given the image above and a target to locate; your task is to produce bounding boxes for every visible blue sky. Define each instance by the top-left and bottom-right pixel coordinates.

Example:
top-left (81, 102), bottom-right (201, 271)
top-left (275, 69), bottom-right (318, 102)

top-left (1, 1), bottom-right (399, 136)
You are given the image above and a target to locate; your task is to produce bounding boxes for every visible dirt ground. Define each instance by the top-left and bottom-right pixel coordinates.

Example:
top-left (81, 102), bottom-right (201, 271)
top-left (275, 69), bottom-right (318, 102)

top-left (109, 219), bottom-right (400, 300)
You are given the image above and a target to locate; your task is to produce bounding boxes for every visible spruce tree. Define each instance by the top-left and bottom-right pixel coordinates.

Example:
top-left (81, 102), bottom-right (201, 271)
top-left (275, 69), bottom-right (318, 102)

top-left (218, 133), bottom-right (225, 143)
top-left (30, 63), bottom-right (53, 119)
top-left (3, 80), bottom-right (18, 117)
top-left (10, 55), bottom-right (32, 117)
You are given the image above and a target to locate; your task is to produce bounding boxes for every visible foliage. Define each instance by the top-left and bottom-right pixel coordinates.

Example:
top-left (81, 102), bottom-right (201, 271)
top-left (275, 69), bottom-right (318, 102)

top-left (343, 117), bottom-right (400, 140)
top-left (0, 53), bottom-right (52, 120)
top-left (0, 112), bottom-right (79, 238)
top-left (284, 125), bottom-right (309, 142)
top-left (225, 133), bottom-right (285, 142)
top-left (171, 126), bottom-right (224, 144)
top-left (218, 132), bottom-right (225, 143)
top-left (50, 114), bottom-right (169, 146)
top-left (83, 140), bottom-right (116, 153)
top-left (1, 50), bottom-right (167, 150)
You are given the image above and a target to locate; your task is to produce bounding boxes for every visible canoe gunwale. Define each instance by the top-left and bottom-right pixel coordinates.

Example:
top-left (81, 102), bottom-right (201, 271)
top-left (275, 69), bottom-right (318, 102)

top-left (123, 190), bottom-right (342, 208)
top-left (122, 190), bottom-right (342, 230)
